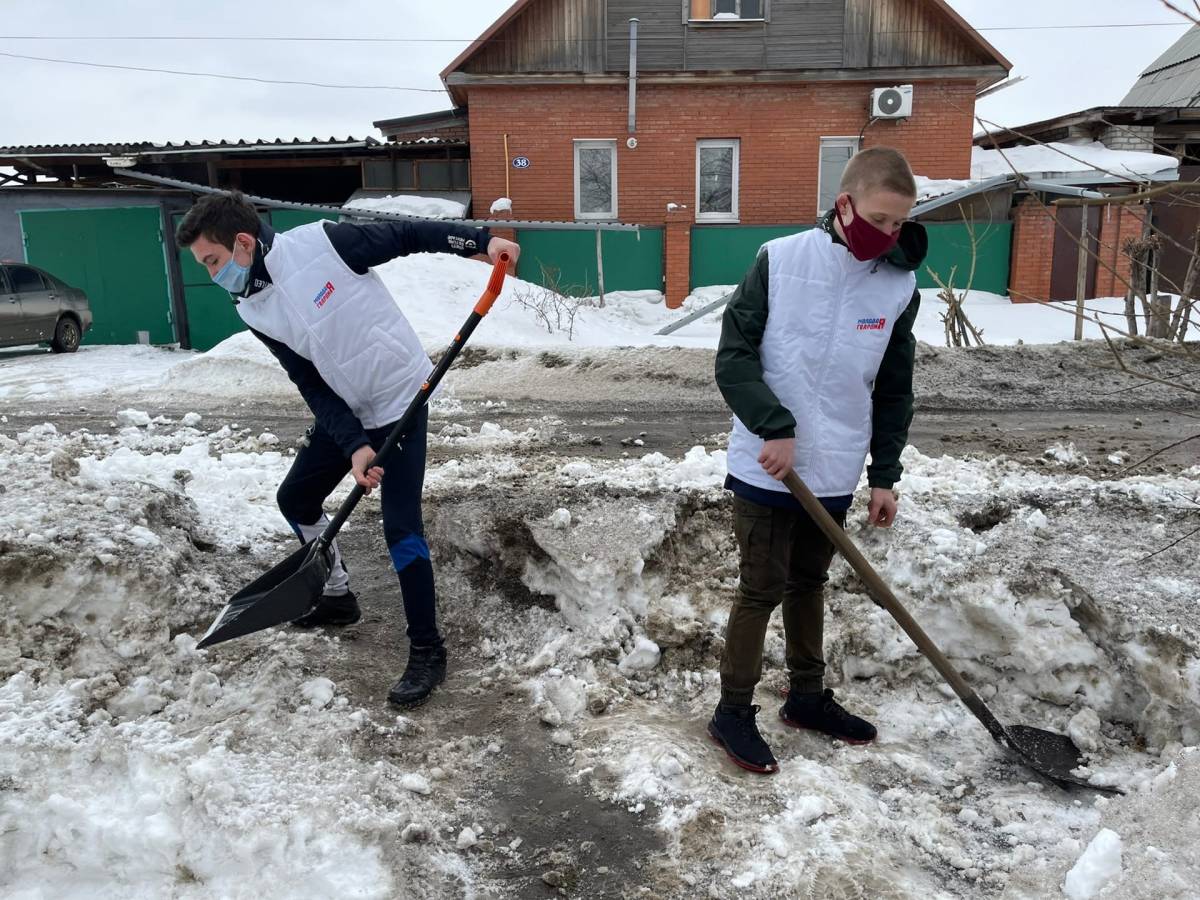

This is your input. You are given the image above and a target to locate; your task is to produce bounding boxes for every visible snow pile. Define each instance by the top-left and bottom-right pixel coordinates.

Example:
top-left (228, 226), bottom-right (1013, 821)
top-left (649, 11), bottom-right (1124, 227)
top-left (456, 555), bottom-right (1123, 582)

top-left (0, 417), bottom-right (476, 898)
top-left (375, 254), bottom-right (718, 350)
top-left (489, 197), bottom-right (512, 214)
top-left (344, 194), bottom-right (466, 220)
top-left (417, 439), bottom-right (1198, 895)
top-left (162, 330), bottom-right (292, 399)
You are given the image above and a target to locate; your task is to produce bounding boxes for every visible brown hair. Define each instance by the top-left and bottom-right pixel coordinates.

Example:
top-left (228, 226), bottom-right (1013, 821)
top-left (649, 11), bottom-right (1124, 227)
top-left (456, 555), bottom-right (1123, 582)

top-left (838, 147), bottom-right (917, 199)
top-left (175, 191), bottom-right (261, 249)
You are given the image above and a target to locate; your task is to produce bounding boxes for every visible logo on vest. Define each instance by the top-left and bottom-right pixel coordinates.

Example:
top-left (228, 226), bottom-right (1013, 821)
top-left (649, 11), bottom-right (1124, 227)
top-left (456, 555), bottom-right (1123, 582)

top-left (313, 281), bottom-right (335, 309)
top-left (856, 317), bottom-right (887, 331)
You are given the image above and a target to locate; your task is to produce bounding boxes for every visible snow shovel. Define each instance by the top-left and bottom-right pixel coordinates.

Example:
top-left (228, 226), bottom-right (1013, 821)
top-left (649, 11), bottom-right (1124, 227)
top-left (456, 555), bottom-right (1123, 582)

top-left (196, 252), bottom-right (511, 650)
top-left (781, 471), bottom-right (1113, 793)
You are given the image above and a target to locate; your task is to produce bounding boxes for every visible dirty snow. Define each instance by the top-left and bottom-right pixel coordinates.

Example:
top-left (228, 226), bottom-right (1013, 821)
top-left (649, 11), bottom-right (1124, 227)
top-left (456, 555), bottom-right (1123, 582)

top-left (2, 241), bottom-right (1198, 897)
top-left (3, 391), bottom-right (1196, 897)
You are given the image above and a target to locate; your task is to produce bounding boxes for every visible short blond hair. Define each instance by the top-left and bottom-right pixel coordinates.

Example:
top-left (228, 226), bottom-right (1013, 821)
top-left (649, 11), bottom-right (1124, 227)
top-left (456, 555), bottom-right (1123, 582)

top-left (838, 147), bottom-right (917, 199)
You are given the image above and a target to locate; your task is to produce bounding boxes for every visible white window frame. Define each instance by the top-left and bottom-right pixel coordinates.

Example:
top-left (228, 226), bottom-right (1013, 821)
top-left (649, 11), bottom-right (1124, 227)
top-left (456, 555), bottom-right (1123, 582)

top-left (685, 0), bottom-right (768, 24)
top-left (695, 139), bottom-right (740, 223)
top-left (818, 136), bottom-right (860, 216)
top-left (573, 139), bottom-right (618, 221)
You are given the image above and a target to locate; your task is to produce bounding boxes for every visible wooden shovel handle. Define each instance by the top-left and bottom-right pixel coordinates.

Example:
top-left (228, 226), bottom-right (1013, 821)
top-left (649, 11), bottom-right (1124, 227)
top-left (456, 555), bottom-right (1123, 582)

top-left (780, 472), bottom-right (1007, 743)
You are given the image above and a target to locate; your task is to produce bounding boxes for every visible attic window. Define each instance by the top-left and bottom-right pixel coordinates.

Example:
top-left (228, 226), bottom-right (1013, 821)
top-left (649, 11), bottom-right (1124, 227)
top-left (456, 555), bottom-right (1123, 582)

top-left (688, 0), bottom-right (765, 22)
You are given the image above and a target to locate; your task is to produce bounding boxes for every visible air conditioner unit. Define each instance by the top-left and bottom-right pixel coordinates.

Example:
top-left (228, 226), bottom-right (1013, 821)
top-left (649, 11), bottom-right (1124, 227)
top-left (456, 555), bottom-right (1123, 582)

top-left (871, 85), bottom-right (913, 119)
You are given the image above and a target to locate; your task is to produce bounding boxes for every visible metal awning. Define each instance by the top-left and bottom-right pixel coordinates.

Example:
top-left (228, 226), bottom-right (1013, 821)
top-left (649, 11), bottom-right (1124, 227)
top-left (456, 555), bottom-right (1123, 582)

top-left (121, 169), bottom-right (640, 233)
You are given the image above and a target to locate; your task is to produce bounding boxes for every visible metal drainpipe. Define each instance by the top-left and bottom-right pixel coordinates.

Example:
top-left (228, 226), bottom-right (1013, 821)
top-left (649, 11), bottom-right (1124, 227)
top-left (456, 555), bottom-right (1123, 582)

top-left (628, 18), bottom-right (639, 134)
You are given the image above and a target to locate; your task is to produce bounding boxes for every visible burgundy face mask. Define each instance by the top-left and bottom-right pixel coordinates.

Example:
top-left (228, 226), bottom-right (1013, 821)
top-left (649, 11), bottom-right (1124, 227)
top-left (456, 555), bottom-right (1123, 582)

top-left (838, 196), bottom-right (901, 262)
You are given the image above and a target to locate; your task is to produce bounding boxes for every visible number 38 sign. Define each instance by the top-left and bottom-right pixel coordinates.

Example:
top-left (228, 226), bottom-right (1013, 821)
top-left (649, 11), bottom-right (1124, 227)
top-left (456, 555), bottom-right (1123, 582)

top-left (512, 156), bottom-right (530, 169)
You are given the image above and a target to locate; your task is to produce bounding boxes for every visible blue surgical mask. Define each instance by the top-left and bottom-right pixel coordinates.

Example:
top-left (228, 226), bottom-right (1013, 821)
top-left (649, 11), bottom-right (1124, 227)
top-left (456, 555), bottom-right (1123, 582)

top-left (213, 244), bottom-right (251, 293)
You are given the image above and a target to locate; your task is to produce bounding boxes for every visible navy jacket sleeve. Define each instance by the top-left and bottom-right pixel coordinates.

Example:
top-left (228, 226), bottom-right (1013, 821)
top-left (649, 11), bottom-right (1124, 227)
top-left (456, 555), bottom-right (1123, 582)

top-left (249, 328), bottom-right (370, 458)
top-left (322, 220), bottom-right (492, 274)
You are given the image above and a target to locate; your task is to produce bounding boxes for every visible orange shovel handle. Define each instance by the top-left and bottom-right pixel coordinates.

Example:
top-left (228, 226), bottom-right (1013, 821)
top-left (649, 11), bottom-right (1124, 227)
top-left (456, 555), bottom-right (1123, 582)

top-left (473, 252), bottom-right (510, 315)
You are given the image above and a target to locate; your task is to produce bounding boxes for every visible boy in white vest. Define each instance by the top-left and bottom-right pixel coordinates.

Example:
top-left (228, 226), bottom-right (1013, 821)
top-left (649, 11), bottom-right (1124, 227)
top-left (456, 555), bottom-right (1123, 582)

top-left (709, 148), bottom-right (927, 773)
top-left (177, 191), bottom-right (518, 709)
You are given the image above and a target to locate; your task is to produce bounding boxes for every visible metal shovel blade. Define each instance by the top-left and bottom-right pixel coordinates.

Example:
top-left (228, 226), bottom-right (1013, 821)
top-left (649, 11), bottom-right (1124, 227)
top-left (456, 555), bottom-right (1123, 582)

top-left (1003, 725), bottom-right (1112, 792)
top-left (196, 540), bottom-right (331, 649)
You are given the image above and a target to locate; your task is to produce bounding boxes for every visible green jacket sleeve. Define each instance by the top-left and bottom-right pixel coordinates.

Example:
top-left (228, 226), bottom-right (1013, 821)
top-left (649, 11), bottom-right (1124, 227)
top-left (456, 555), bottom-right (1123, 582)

top-left (868, 288), bottom-right (920, 489)
top-left (714, 249), bottom-right (797, 440)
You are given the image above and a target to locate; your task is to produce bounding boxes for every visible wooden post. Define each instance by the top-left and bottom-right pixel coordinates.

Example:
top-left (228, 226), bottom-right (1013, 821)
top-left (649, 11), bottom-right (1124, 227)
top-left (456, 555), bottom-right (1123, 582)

top-left (1074, 212), bottom-right (1088, 341)
top-left (595, 228), bottom-right (606, 309)
top-left (503, 134), bottom-right (510, 200)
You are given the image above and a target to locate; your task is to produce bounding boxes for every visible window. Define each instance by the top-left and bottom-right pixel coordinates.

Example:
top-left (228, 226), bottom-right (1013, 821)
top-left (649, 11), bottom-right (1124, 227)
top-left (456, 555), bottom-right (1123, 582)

top-left (8, 266), bottom-right (45, 293)
top-left (818, 137), bottom-right (859, 215)
top-left (696, 139), bottom-right (740, 222)
top-left (361, 158), bottom-right (468, 192)
top-left (688, 0), bottom-right (764, 21)
top-left (574, 140), bottom-right (617, 220)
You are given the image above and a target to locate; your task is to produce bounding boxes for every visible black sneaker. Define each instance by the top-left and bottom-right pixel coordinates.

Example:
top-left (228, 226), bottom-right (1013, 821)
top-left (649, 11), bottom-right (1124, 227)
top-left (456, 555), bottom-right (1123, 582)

top-left (779, 688), bottom-right (877, 745)
top-left (292, 591), bottom-right (361, 628)
top-left (387, 645), bottom-right (447, 709)
top-left (707, 703), bottom-right (779, 774)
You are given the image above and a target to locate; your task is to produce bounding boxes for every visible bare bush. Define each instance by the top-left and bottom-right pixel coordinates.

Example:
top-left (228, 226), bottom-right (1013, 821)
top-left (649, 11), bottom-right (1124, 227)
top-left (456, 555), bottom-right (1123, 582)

top-left (508, 262), bottom-right (597, 341)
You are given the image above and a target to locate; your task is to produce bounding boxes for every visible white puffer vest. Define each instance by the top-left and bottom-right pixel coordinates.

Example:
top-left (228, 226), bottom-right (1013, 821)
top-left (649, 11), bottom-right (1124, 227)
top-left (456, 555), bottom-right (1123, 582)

top-left (726, 228), bottom-right (915, 496)
top-left (235, 222), bottom-right (432, 429)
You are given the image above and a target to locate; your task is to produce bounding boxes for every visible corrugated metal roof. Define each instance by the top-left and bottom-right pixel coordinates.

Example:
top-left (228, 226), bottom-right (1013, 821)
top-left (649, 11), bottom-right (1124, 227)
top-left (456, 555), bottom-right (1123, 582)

top-left (1138, 26), bottom-right (1200, 77)
top-left (1122, 65), bottom-right (1200, 107)
top-left (0, 136), bottom-right (383, 156)
top-left (1123, 26), bottom-right (1200, 107)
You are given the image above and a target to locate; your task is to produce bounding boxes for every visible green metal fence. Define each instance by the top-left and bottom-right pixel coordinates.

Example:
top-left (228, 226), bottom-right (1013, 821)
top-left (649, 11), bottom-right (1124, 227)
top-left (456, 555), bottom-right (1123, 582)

top-left (690, 221), bottom-right (1013, 295)
top-left (20, 206), bottom-right (175, 345)
top-left (514, 227), bottom-right (664, 293)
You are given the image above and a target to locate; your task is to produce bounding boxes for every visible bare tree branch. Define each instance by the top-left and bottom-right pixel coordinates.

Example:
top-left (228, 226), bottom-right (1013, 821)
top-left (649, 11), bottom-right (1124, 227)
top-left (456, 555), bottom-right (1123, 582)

top-left (1161, 0), bottom-right (1200, 25)
top-left (1122, 431), bottom-right (1200, 472)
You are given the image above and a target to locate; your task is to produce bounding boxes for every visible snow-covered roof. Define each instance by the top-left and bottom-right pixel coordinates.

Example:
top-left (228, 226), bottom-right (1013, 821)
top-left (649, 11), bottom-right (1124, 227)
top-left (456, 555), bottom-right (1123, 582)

top-left (343, 193), bottom-right (467, 220)
top-left (915, 141), bottom-right (1179, 203)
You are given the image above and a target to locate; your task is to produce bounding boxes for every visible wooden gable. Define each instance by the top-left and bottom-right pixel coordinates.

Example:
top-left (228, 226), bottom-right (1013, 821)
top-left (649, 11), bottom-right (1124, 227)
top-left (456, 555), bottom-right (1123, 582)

top-left (442, 0), bottom-right (1010, 101)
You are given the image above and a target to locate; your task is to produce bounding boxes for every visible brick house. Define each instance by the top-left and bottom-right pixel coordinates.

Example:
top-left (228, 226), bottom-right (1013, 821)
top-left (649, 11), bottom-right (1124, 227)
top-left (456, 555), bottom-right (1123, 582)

top-left (380, 0), bottom-right (1010, 305)
top-left (977, 24), bottom-right (1200, 304)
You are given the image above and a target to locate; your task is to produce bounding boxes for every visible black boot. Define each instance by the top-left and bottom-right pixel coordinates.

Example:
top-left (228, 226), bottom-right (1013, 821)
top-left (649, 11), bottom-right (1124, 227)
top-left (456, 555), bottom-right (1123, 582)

top-left (780, 688), bottom-right (877, 745)
top-left (292, 590), bottom-right (361, 628)
top-left (707, 702), bottom-right (778, 774)
top-left (387, 645), bottom-right (447, 709)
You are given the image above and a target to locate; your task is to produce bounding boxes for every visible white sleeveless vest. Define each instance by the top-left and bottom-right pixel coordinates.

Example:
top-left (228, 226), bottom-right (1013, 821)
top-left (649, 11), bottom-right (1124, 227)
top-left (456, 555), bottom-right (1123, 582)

top-left (235, 222), bottom-right (433, 429)
top-left (726, 228), bottom-right (915, 497)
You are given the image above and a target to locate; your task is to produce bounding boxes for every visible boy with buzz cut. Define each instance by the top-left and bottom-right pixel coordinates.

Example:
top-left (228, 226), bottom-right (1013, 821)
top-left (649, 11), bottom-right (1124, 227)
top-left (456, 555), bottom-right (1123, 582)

top-left (709, 146), bottom-right (927, 774)
top-left (176, 191), bottom-right (518, 710)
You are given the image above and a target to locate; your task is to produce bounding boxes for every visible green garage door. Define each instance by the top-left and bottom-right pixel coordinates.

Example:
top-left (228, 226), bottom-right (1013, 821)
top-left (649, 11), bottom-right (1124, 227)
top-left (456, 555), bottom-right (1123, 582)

top-left (20, 206), bottom-right (175, 345)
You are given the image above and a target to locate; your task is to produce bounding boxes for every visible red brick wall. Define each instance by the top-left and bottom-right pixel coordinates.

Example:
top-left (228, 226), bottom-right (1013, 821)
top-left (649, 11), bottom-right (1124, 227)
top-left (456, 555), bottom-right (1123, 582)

top-left (1010, 198), bottom-right (1056, 303)
top-left (1093, 204), bottom-right (1146, 299)
top-left (465, 80), bottom-right (977, 302)
top-left (468, 81), bottom-right (976, 224)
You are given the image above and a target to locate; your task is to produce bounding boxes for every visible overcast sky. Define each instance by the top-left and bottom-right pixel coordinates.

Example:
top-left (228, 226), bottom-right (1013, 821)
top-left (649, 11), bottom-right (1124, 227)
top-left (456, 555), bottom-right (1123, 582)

top-left (0, 0), bottom-right (1192, 147)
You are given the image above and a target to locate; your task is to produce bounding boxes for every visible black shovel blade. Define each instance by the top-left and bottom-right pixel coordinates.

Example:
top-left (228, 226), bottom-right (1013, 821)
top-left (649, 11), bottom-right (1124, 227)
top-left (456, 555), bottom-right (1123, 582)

top-left (1003, 725), bottom-right (1117, 792)
top-left (196, 540), bottom-right (331, 649)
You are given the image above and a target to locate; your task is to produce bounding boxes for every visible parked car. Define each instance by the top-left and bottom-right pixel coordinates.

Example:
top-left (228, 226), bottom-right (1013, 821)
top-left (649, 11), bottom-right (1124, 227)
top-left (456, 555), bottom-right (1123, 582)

top-left (0, 262), bottom-right (92, 352)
